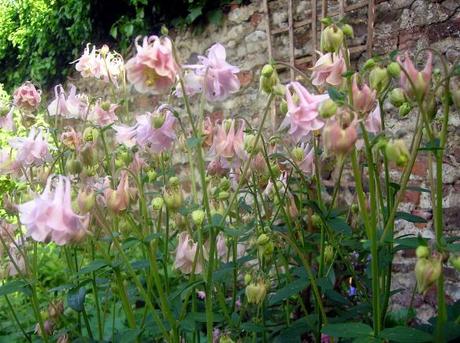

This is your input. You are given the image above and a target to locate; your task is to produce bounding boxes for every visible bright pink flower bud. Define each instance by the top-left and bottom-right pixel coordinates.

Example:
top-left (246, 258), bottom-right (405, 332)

top-left (126, 36), bottom-right (179, 94)
top-left (397, 51), bottom-right (433, 99)
top-left (13, 82), bottom-right (41, 111)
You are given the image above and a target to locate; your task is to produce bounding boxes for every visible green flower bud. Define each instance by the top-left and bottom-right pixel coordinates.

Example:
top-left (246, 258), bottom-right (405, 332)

top-left (399, 102), bottom-right (412, 117)
top-left (291, 147), bottom-right (305, 162)
top-left (218, 177), bottom-right (231, 191)
top-left (169, 176), bottom-right (180, 187)
top-left (273, 84), bottom-right (286, 96)
top-left (450, 256), bottom-right (460, 271)
top-left (260, 70), bottom-right (279, 94)
top-left (319, 99), bottom-right (338, 119)
top-left (219, 336), bottom-right (235, 343)
top-left (324, 245), bottom-right (334, 264)
top-left (77, 188), bottom-right (96, 214)
top-left (163, 190), bottom-right (182, 211)
top-left (261, 64), bottom-right (274, 78)
top-left (147, 170), bottom-right (158, 183)
top-left (369, 67), bottom-right (390, 94)
top-left (385, 139), bottom-right (410, 167)
top-left (387, 62), bottom-right (401, 78)
top-left (415, 256), bottom-right (441, 294)
top-left (256, 233), bottom-right (270, 246)
top-left (66, 157), bottom-right (83, 174)
top-left (363, 58), bottom-right (376, 71)
top-left (217, 191), bottom-right (230, 201)
top-left (244, 134), bottom-right (262, 154)
top-left (416, 246), bottom-right (430, 259)
top-left (389, 88), bottom-right (406, 107)
top-left (279, 99), bottom-right (288, 115)
top-left (160, 25), bottom-right (169, 36)
top-left (245, 280), bottom-right (267, 304)
top-left (83, 127), bottom-right (99, 142)
top-left (321, 25), bottom-right (344, 52)
top-left (152, 197), bottom-right (164, 211)
top-left (191, 209), bottom-right (205, 226)
top-left (311, 214), bottom-right (322, 229)
top-left (342, 24), bottom-right (354, 37)
top-left (244, 273), bottom-right (252, 285)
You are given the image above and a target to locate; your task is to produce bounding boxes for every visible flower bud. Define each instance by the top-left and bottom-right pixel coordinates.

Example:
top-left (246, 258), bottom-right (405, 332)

top-left (48, 300), bottom-right (64, 320)
top-left (83, 127), bottom-right (99, 142)
top-left (191, 209), bottom-right (205, 226)
top-left (220, 336), bottom-right (235, 343)
top-left (291, 147), bottom-right (305, 162)
top-left (147, 170), bottom-right (158, 183)
top-left (387, 62), bottom-right (401, 78)
top-left (244, 273), bottom-right (252, 285)
top-left (311, 214), bottom-right (322, 229)
top-left (244, 134), bottom-right (262, 154)
top-left (217, 191), bottom-right (230, 201)
top-left (245, 280), bottom-right (267, 304)
top-left (324, 245), bottom-right (334, 264)
top-left (342, 24), bottom-right (353, 37)
top-left (163, 189), bottom-right (183, 211)
top-left (152, 197), bottom-right (164, 211)
top-left (77, 187), bottom-right (96, 214)
top-left (273, 84), bottom-right (286, 96)
top-left (256, 233), bottom-right (270, 246)
top-left (389, 88), bottom-right (406, 107)
top-left (416, 245), bottom-right (430, 259)
top-left (66, 157), bottom-right (83, 175)
top-left (279, 99), bottom-right (288, 115)
top-left (363, 58), bottom-right (376, 71)
top-left (385, 139), bottom-right (410, 167)
top-left (161, 25), bottom-right (169, 36)
top-left (399, 102), bottom-right (412, 116)
top-left (369, 67), bottom-right (390, 94)
top-left (415, 256), bottom-right (441, 294)
top-left (323, 120), bottom-right (358, 156)
top-left (261, 64), bottom-right (274, 78)
top-left (35, 320), bottom-right (54, 337)
top-left (321, 25), bottom-right (344, 52)
top-left (319, 99), bottom-right (337, 119)
top-left (169, 176), bottom-right (180, 188)
top-left (260, 68), bottom-right (279, 94)
top-left (450, 256), bottom-right (460, 271)
top-left (218, 177), bottom-right (231, 191)
top-left (80, 143), bottom-right (97, 166)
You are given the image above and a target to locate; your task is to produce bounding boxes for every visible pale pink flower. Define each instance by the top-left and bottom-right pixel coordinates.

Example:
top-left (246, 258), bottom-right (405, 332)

top-left (364, 103), bottom-right (382, 133)
top-left (75, 44), bottom-right (106, 79)
top-left (60, 127), bottom-right (82, 151)
top-left (0, 107), bottom-right (14, 131)
top-left (13, 82), bottom-right (41, 111)
top-left (113, 106), bottom-right (176, 153)
top-left (323, 119), bottom-right (358, 155)
top-left (352, 75), bottom-right (377, 113)
top-left (9, 128), bottom-right (50, 167)
top-left (207, 158), bottom-right (228, 177)
top-left (174, 71), bottom-right (204, 97)
top-left (397, 51), bottom-right (433, 99)
top-left (47, 84), bottom-right (88, 119)
top-left (280, 82), bottom-right (328, 142)
top-left (311, 52), bottom-right (346, 87)
top-left (0, 149), bottom-right (20, 174)
top-left (196, 43), bottom-right (240, 101)
top-left (203, 116), bottom-right (214, 147)
top-left (129, 152), bottom-right (146, 174)
top-left (18, 176), bottom-right (89, 245)
top-left (126, 36), bottom-right (179, 94)
top-left (89, 100), bottom-right (118, 127)
top-left (104, 171), bottom-right (136, 213)
top-left (174, 232), bottom-right (203, 274)
top-left (213, 232), bottom-right (246, 262)
top-left (210, 119), bottom-right (245, 162)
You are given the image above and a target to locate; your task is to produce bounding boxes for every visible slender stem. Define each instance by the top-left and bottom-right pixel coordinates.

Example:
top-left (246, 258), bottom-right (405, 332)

top-left (4, 294), bottom-right (31, 342)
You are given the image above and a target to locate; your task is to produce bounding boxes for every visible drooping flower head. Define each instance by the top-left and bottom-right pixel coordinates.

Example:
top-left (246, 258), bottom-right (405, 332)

top-left (397, 51), bottom-right (433, 99)
top-left (75, 44), bottom-right (106, 79)
top-left (113, 105), bottom-right (177, 153)
top-left (89, 100), bottom-right (118, 127)
top-left (18, 175), bottom-right (89, 245)
top-left (311, 52), bottom-right (346, 87)
top-left (126, 35), bottom-right (179, 94)
top-left (104, 171), bottom-right (136, 213)
top-left (352, 75), bottom-right (377, 114)
top-left (196, 43), bottom-right (240, 101)
top-left (47, 84), bottom-right (88, 119)
top-left (13, 82), bottom-right (41, 112)
top-left (280, 82), bottom-right (328, 142)
top-left (322, 115), bottom-right (358, 156)
top-left (364, 103), bottom-right (382, 133)
top-left (9, 128), bottom-right (51, 167)
top-left (210, 119), bottom-right (245, 163)
top-left (174, 232), bottom-right (203, 274)
top-left (291, 143), bottom-right (315, 175)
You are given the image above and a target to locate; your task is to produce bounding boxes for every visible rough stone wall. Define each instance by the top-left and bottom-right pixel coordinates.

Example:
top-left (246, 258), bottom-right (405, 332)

top-left (171, 0), bottom-right (460, 323)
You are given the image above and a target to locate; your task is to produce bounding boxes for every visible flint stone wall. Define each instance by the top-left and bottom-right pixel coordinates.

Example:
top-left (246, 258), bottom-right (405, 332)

top-left (170, 0), bottom-right (460, 323)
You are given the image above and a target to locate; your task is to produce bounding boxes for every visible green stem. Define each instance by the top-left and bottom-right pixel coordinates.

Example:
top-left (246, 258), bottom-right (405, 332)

top-left (4, 294), bottom-right (31, 342)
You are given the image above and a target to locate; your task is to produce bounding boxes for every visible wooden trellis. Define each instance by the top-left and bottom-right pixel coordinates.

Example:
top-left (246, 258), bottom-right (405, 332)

top-left (263, 0), bottom-right (376, 80)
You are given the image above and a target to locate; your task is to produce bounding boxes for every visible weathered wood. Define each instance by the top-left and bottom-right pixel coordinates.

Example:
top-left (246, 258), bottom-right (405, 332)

top-left (288, 0), bottom-right (295, 80)
top-left (367, 0), bottom-right (375, 57)
top-left (262, 0), bottom-right (273, 61)
top-left (312, 0), bottom-right (317, 63)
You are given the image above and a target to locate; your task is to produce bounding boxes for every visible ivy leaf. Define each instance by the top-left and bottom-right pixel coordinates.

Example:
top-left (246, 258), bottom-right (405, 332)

top-left (379, 326), bottom-right (433, 343)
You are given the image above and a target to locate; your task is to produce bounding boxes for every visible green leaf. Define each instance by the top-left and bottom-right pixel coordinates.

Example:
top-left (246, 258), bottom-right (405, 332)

top-left (241, 322), bottom-right (266, 333)
top-left (405, 186), bottom-right (430, 193)
top-left (395, 211), bottom-right (427, 223)
top-left (327, 216), bottom-right (352, 235)
top-left (207, 9), bottom-right (223, 25)
top-left (0, 280), bottom-right (31, 297)
top-left (110, 25), bottom-right (118, 39)
top-left (268, 278), bottom-right (309, 306)
top-left (186, 7), bottom-right (202, 24)
top-left (67, 287), bottom-right (87, 312)
top-left (327, 87), bottom-right (346, 103)
top-left (379, 326), bottom-right (433, 343)
top-left (78, 259), bottom-right (109, 275)
top-left (116, 328), bottom-right (142, 342)
top-left (342, 70), bottom-right (354, 78)
top-left (322, 322), bottom-right (373, 338)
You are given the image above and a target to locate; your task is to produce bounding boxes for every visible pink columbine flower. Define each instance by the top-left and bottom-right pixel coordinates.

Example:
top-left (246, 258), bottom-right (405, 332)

top-left (0, 107), bottom-right (14, 131)
top-left (280, 82), bottom-right (328, 142)
top-left (196, 43), bottom-right (240, 101)
top-left (175, 71), bottom-right (204, 98)
top-left (75, 44), bottom-right (106, 79)
top-left (113, 106), bottom-right (177, 153)
top-left (174, 232), bottom-right (203, 274)
top-left (18, 175), bottom-right (89, 245)
top-left (322, 119), bottom-right (358, 155)
top-left (126, 35), bottom-right (179, 94)
top-left (297, 143), bottom-right (315, 175)
top-left (89, 100), bottom-right (118, 127)
top-left (47, 84), bottom-right (88, 119)
top-left (0, 149), bottom-right (20, 175)
top-left (60, 127), bottom-right (83, 151)
top-left (352, 75), bottom-right (377, 114)
top-left (104, 171), bottom-right (136, 213)
top-left (311, 52), bottom-right (346, 87)
top-left (13, 82), bottom-right (41, 111)
top-left (9, 128), bottom-right (51, 167)
top-left (210, 119), bottom-right (246, 163)
top-left (364, 102), bottom-right (382, 133)
top-left (397, 51), bottom-right (433, 99)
